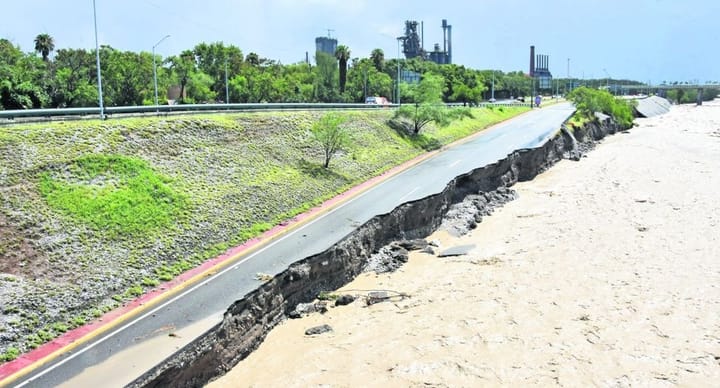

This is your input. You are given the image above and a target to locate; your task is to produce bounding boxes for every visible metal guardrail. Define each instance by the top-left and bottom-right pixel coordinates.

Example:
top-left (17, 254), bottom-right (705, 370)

top-left (0, 101), bottom-right (535, 124)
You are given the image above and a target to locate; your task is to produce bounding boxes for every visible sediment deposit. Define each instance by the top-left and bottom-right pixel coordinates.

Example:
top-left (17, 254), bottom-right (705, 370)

top-left (129, 110), bottom-right (623, 387)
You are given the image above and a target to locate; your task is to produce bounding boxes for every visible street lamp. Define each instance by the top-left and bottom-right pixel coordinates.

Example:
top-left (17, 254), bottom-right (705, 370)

top-left (153, 34), bottom-right (171, 111)
top-left (224, 58), bottom-right (229, 104)
top-left (92, 0), bottom-right (104, 119)
top-left (491, 70), bottom-right (495, 101)
top-left (603, 68), bottom-right (611, 94)
top-left (396, 37), bottom-right (403, 105)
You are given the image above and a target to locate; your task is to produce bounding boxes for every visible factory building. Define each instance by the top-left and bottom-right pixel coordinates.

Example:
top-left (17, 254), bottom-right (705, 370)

top-left (530, 45), bottom-right (553, 90)
top-left (399, 19), bottom-right (452, 65)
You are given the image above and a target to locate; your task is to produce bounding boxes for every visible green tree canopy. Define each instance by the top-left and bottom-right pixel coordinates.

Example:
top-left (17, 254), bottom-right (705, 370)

top-left (311, 112), bottom-right (350, 168)
top-left (34, 33), bottom-right (55, 61)
top-left (335, 45), bottom-right (351, 94)
top-left (395, 72), bottom-right (472, 134)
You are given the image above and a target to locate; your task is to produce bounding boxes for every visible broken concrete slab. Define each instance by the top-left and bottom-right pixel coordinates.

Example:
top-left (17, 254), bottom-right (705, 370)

top-left (437, 244), bottom-right (476, 257)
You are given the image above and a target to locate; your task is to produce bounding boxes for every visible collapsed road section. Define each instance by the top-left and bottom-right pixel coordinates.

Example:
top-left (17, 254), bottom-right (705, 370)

top-left (129, 117), bottom-right (622, 388)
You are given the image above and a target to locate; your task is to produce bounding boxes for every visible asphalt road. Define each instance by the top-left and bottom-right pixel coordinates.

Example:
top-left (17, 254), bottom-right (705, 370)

top-left (13, 103), bottom-right (575, 387)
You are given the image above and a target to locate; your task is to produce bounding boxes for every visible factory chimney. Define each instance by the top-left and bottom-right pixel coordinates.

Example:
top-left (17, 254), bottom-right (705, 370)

top-left (442, 19), bottom-right (448, 54)
top-left (447, 23), bottom-right (452, 64)
top-left (530, 45), bottom-right (535, 77)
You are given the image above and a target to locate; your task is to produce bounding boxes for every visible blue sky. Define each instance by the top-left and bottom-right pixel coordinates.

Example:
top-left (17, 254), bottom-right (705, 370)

top-left (2, 0), bottom-right (718, 83)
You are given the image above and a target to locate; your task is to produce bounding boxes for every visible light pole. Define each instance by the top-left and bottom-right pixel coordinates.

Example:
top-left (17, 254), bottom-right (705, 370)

top-left (396, 37), bottom-right (403, 105)
top-left (153, 34), bottom-right (171, 111)
top-left (603, 68), bottom-right (610, 94)
top-left (224, 58), bottom-right (229, 104)
top-left (491, 70), bottom-right (495, 101)
top-left (93, 0), bottom-right (104, 119)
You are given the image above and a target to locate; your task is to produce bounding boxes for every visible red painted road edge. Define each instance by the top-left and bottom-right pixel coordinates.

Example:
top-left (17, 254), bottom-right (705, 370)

top-left (0, 151), bottom-right (428, 381)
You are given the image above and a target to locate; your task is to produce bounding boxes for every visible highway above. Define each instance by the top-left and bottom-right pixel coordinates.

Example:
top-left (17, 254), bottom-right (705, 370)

top-left (11, 103), bottom-right (575, 387)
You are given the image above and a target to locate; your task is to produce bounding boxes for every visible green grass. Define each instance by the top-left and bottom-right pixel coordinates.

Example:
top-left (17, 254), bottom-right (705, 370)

top-left (38, 154), bottom-right (188, 236)
top-left (567, 113), bottom-right (590, 131)
top-left (1, 347), bottom-right (20, 362)
top-left (424, 106), bottom-right (529, 144)
top-left (0, 107), bottom-right (531, 357)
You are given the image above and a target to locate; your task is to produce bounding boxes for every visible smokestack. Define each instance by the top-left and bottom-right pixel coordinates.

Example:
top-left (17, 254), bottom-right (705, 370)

top-left (530, 45), bottom-right (535, 77)
top-left (447, 24), bottom-right (452, 64)
top-left (421, 21), bottom-right (424, 53)
top-left (442, 19), bottom-right (448, 55)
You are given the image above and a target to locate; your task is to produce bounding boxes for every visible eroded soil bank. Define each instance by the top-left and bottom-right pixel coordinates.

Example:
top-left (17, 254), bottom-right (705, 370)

top-left (129, 114), bottom-right (624, 387)
top-left (208, 102), bottom-right (720, 387)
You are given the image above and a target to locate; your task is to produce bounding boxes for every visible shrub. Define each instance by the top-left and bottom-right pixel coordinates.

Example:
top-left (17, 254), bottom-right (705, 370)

top-left (566, 87), bottom-right (634, 129)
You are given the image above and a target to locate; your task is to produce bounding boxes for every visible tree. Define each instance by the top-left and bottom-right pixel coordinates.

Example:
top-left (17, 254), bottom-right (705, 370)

top-left (395, 72), bottom-right (472, 134)
top-left (193, 42), bottom-right (243, 101)
top-left (313, 52), bottom-right (338, 102)
top-left (245, 52), bottom-right (260, 66)
top-left (167, 50), bottom-right (196, 103)
top-left (49, 48), bottom-right (97, 107)
top-left (335, 45), bottom-right (350, 94)
top-left (370, 48), bottom-right (384, 72)
top-left (566, 87), bottom-right (634, 129)
top-left (34, 33), bottom-right (55, 61)
top-left (1, 39), bottom-right (49, 109)
top-left (311, 112), bottom-right (350, 168)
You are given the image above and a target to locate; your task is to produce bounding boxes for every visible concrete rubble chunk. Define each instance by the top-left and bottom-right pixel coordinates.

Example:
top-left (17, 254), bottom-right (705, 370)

top-left (334, 294), bottom-right (356, 306)
top-left (635, 96), bottom-right (671, 118)
top-left (396, 239), bottom-right (429, 251)
top-left (305, 324), bottom-right (333, 336)
top-left (437, 244), bottom-right (476, 257)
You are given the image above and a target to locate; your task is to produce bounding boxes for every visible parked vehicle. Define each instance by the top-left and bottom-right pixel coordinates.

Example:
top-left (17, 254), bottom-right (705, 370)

top-left (365, 96), bottom-right (390, 105)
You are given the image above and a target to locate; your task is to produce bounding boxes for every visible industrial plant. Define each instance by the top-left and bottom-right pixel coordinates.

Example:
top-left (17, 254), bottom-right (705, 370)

top-left (399, 19), bottom-right (452, 65)
top-left (530, 45), bottom-right (553, 90)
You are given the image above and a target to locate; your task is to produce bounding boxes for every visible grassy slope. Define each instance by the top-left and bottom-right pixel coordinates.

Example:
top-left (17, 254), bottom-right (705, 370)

top-left (0, 106), bottom-right (527, 359)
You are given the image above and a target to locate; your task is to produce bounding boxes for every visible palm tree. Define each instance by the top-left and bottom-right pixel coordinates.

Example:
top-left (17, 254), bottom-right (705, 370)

top-left (34, 33), bottom-right (55, 61)
top-left (335, 45), bottom-right (350, 94)
top-left (370, 48), bottom-right (384, 72)
top-left (245, 52), bottom-right (260, 66)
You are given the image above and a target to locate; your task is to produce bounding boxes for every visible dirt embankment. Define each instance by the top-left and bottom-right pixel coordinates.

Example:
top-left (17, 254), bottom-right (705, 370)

top-left (128, 112), bottom-right (624, 387)
top-left (209, 102), bottom-right (720, 387)
top-left (0, 108), bottom-right (526, 358)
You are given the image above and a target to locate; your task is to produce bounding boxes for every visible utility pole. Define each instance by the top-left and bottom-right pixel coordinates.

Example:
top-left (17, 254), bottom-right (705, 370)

top-left (491, 70), bottom-right (495, 100)
top-left (396, 37), bottom-right (403, 105)
top-left (556, 78), bottom-right (559, 98)
top-left (93, 0), bottom-right (104, 119)
top-left (363, 66), bottom-right (368, 102)
top-left (225, 59), bottom-right (229, 104)
top-left (603, 68), bottom-right (610, 94)
top-left (153, 34), bottom-right (171, 112)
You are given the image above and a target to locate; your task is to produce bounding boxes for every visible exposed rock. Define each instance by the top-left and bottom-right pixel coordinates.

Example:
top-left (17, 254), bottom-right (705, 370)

top-left (366, 291), bottom-right (390, 305)
top-left (304, 324), bottom-right (332, 336)
top-left (288, 301), bottom-right (326, 319)
top-left (420, 246), bottom-right (435, 255)
top-left (334, 295), bottom-right (356, 306)
top-left (363, 243), bottom-right (410, 274)
top-left (396, 239), bottom-right (429, 251)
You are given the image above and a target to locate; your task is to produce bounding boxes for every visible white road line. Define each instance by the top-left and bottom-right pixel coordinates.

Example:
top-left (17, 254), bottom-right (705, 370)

top-left (19, 107), bottom-right (572, 386)
top-left (18, 141), bottom-right (425, 386)
top-left (449, 159), bottom-right (462, 168)
top-left (398, 187), bottom-right (420, 202)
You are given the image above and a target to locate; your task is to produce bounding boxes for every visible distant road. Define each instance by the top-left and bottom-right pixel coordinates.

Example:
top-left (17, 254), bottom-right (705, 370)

top-left (12, 103), bottom-right (575, 388)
